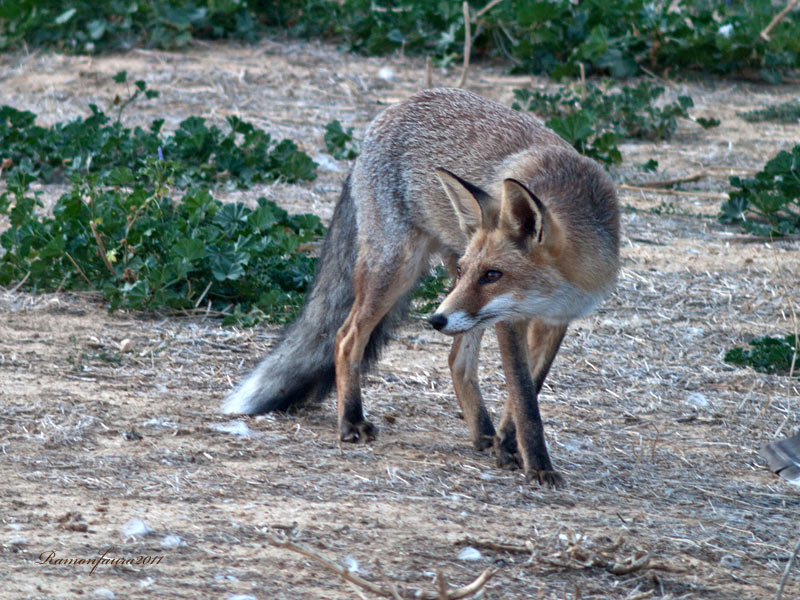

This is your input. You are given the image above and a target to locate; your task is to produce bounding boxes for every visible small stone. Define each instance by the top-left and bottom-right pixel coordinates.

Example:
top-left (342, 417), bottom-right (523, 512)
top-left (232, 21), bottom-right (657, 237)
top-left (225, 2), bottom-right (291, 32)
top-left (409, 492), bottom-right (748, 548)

top-left (457, 546), bottom-right (482, 561)
top-left (313, 153), bottom-right (343, 171)
top-left (686, 392), bottom-right (709, 409)
top-left (344, 556), bottom-right (359, 573)
top-left (160, 534), bottom-right (183, 548)
top-left (121, 518), bottom-right (154, 538)
top-left (213, 420), bottom-right (252, 438)
top-left (720, 554), bottom-right (741, 569)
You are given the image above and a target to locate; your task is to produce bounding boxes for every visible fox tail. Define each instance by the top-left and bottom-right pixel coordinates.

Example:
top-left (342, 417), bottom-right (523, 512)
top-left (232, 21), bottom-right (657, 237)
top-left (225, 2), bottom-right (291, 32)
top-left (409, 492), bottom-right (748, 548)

top-left (221, 176), bottom-right (401, 414)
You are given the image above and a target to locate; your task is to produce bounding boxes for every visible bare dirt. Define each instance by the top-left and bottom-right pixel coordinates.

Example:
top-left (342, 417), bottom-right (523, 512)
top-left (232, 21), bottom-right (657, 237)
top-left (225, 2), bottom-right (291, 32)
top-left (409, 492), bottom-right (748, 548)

top-left (1, 38), bottom-right (799, 600)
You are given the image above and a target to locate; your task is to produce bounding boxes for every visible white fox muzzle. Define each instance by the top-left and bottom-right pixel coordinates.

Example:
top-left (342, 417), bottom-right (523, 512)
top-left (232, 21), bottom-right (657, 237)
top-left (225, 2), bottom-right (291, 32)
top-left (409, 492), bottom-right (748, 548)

top-left (428, 310), bottom-right (476, 335)
top-left (429, 294), bottom-right (517, 335)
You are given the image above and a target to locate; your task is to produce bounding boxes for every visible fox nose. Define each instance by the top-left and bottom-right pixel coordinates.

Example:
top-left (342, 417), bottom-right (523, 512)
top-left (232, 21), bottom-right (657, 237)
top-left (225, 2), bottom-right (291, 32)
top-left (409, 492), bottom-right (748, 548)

top-left (428, 313), bottom-right (448, 331)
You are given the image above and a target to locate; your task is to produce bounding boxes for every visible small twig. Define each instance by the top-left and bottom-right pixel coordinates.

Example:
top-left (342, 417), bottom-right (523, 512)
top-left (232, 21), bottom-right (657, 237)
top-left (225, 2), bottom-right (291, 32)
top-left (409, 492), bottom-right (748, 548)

top-left (649, 422), bottom-right (661, 462)
top-left (426, 56), bottom-right (433, 88)
top-left (723, 233), bottom-right (800, 244)
top-left (627, 591), bottom-right (655, 600)
top-left (456, 1), bottom-right (471, 89)
top-left (370, 3), bottom-right (412, 13)
top-left (459, 537), bottom-right (529, 554)
top-left (438, 571), bottom-right (448, 600)
top-left (608, 552), bottom-right (651, 575)
top-left (627, 170), bottom-right (708, 189)
top-left (375, 561), bottom-right (403, 600)
top-left (786, 279), bottom-right (799, 385)
top-left (64, 251), bottom-right (94, 288)
top-left (347, 581), bottom-right (371, 600)
top-left (270, 534), bottom-right (389, 596)
top-left (445, 566), bottom-right (497, 599)
top-left (89, 220), bottom-right (115, 276)
top-left (194, 280), bottom-right (214, 309)
top-left (271, 533), bottom-right (497, 599)
top-left (474, 0), bottom-right (504, 20)
top-left (776, 534), bottom-right (800, 600)
top-left (9, 271), bottom-right (30, 293)
top-left (761, 0), bottom-right (800, 41)
top-left (618, 184), bottom-right (728, 200)
top-left (579, 63), bottom-right (586, 100)
top-left (638, 65), bottom-right (679, 88)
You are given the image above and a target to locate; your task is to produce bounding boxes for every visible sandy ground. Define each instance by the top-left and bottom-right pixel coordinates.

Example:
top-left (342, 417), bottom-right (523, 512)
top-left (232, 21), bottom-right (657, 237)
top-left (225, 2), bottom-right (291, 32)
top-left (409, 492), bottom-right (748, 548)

top-left (1, 38), bottom-right (800, 600)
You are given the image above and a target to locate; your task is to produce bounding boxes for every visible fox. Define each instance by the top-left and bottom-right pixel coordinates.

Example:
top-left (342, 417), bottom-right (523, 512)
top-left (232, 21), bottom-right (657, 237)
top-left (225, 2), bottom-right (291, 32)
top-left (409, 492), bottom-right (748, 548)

top-left (222, 87), bottom-right (619, 487)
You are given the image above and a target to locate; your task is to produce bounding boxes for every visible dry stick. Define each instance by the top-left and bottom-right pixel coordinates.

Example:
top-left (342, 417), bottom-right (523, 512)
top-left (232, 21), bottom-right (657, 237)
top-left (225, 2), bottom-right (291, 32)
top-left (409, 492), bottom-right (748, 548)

top-left (64, 251), bottom-right (94, 288)
top-left (786, 274), bottom-right (799, 385)
top-left (579, 62), bottom-right (587, 100)
top-left (462, 536), bottom-right (686, 574)
top-left (375, 561), bottom-right (404, 600)
top-left (426, 56), bottom-right (433, 88)
top-left (474, 0), bottom-right (504, 19)
top-left (194, 280), bottom-right (214, 309)
top-left (89, 220), bottom-right (115, 276)
top-left (9, 271), bottom-right (30, 294)
top-left (618, 184), bottom-right (728, 199)
top-left (270, 535), bottom-right (389, 596)
top-left (608, 552), bottom-right (651, 575)
top-left (775, 534), bottom-right (800, 600)
top-left (438, 571), bottom-right (448, 600)
top-left (347, 581), bottom-right (371, 600)
top-left (444, 567), bottom-right (497, 599)
top-left (456, 1), bottom-right (471, 89)
top-left (761, 0), bottom-right (800, 41)
top-left (460, 537), bottom-right (529, 554)
top-left (627, 170), bottom-right (708, 189)
top-left (638, 65), bottom-right (679, 88)
top-left (270, 534), bottom-right (497, 600)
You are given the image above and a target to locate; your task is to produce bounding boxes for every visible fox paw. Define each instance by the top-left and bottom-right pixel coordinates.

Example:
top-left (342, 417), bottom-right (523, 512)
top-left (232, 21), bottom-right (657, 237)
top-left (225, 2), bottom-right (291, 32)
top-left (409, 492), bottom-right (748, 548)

top-left (525, 469), bottom-right (564, 489)
top-left (340, 420), bottom-right (376, 444)
top-left (493, 438), bottom-right (522, 470)
top-left (473, 433), bottom-right (495, 452)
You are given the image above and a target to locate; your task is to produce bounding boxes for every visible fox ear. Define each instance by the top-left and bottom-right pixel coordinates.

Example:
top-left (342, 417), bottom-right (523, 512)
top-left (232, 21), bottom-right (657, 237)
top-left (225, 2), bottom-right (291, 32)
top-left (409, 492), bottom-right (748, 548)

top-left (435, 168), bottom-right (493, 235)
top-left (500, 178), bottom-right (548, 247)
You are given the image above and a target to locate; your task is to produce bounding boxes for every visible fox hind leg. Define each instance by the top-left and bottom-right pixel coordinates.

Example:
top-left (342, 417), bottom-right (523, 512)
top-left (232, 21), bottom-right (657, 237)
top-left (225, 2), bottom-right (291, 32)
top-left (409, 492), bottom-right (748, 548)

top-left (335, 237), bottom-right (429, 443)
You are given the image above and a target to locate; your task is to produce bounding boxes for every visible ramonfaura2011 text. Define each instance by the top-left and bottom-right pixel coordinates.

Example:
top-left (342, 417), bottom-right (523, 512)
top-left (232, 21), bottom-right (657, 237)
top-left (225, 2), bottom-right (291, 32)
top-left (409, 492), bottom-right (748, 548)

top-left (37, 549), bottom-right (165, 575)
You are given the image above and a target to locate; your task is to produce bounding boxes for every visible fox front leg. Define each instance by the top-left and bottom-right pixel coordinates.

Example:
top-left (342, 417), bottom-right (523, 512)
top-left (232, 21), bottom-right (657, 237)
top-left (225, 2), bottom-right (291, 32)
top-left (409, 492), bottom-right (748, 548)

top-left (448, 328), bottom-right (496, 450)
top-left (495, 319), bottom-right (566, 487)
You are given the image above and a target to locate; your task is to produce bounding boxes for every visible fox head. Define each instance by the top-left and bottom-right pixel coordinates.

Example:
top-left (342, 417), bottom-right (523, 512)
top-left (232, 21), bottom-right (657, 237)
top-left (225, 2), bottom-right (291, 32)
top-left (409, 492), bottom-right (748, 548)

top-left (429, 167), bottom-right (600, 335)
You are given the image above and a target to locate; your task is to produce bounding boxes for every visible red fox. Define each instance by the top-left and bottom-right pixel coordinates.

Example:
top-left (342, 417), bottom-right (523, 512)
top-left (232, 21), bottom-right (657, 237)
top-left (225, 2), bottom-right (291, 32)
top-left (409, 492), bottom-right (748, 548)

top-left (223, 88), bottom-right (619, 487)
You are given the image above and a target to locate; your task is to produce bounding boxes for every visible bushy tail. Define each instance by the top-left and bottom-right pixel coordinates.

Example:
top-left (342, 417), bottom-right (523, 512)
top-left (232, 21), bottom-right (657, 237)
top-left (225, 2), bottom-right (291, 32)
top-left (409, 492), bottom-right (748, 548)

top-left (222, 176), bottom-right (402, 415)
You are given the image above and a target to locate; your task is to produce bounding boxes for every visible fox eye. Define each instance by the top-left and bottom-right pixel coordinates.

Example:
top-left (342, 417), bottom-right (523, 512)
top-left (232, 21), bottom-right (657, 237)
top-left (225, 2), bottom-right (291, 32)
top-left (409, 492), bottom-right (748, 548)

top-left (479, 269), bottom-right (503, 284)
top-left (456, 265), bottom-right (462, 279)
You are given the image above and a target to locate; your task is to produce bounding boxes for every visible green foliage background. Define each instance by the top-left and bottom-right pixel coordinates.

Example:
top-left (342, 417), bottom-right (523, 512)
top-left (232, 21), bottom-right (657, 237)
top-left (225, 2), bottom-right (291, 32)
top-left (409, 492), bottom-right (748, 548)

top-left (0, 73), bottom-right (323, 325)
top-left (3, 1), bottom-right (800, 81)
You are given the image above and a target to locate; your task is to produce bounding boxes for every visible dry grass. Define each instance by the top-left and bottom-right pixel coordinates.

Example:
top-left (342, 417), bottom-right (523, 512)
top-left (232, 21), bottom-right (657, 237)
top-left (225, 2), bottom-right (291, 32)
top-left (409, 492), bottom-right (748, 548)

top-left (1, 38), bottom-right (800, 600)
